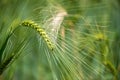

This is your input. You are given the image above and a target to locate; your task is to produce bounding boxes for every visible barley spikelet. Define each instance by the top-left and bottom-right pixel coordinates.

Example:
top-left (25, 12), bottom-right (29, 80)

top-left (21, 20), bottom-right (54, 50)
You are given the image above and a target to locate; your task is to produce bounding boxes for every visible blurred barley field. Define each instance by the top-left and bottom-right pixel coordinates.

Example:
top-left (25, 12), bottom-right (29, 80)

top-left (0, 0), bottom-right (120, 80)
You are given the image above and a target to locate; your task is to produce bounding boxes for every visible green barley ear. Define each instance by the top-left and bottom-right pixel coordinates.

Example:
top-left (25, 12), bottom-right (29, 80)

top-left (21, 20), bottom-right (54, 51)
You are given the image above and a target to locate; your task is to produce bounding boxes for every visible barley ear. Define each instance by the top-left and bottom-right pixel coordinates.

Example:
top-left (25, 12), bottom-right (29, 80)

top-left (21, 20), bottom-right (54, 51)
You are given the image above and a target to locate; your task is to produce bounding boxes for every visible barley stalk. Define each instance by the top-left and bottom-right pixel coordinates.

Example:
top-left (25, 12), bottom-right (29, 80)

top-left (0, 54), bottom-right (14, 75)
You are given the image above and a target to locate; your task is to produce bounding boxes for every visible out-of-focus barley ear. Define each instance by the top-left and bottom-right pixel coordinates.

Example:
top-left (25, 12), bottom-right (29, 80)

top-left (94, 33), bottom-right (107, 41)
top-left (21, 20), bottom-right (54, 51)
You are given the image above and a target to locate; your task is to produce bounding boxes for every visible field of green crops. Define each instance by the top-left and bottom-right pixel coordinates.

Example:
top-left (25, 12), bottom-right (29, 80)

top-left (0, 0), bottom-right (120, 80)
